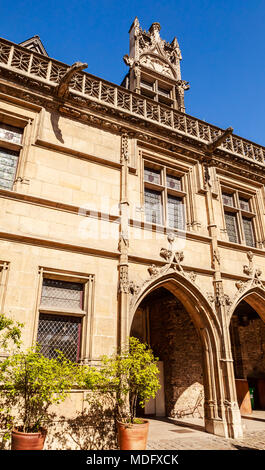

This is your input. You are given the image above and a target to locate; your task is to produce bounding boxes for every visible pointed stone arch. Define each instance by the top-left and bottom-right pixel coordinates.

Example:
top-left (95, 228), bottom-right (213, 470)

top-left (228, 284), bottom-right (265, 416)
top-left (130, 270), bottom-right (220, 337)
top-left (228, 285), bottom-right (265, 324)
top-left (129, 270), bottom-right (233, 437)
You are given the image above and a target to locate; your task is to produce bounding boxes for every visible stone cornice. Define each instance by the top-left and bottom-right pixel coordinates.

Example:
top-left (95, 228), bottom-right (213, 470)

top-left (0, 75), bottom-right (264, 185)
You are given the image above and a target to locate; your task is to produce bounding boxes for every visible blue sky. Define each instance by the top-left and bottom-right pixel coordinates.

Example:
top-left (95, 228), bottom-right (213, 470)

top-left (1, 0), bottom-right (264, 145)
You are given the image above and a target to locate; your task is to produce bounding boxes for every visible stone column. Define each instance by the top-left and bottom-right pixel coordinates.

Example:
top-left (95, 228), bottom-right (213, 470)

top-left (118, 133), bottom-right (130, 351)
top-left (204, 162), bottom-right (243, 438)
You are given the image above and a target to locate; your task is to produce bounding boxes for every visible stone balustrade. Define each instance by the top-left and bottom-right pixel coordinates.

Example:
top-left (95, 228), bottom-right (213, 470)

top-left (0, 37), bottom-right (264, 166)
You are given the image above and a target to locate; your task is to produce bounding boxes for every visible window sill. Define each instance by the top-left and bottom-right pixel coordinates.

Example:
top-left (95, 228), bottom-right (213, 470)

top-left (0, 138), bottom-right (22, 152)
top-left (39, 305), bottom-right (86, 316)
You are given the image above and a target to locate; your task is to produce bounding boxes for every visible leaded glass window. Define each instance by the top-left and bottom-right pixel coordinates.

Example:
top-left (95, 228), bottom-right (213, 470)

top-left (222, 189), bottom-right (257, 247)
top-left (144, 167), bottom-right (161, 185)
top-left (37, 313), bottom-right (81, 362)
top-left (144, 189), bottom-right (162, 224)
top-left (40, 278), bottom-right (84, 310)
top-left (144, 164), bottom-right (186, 228)
top-left (224, 212), bottom-right (239, 243)
top-left (222, 193), bottom-right (234, 207)
top-left (0, 148), bottom-right (19, 189)
top-left (0, 123), bottom-right (23, 145)
top-left (166, 174), bottom-right (182, 191)
top-left (168, 195), bottom-right (185, 229)
top-left (239, 198), bottom-right (250, 212)
top-left (242, 217), bottom-right (255, 247)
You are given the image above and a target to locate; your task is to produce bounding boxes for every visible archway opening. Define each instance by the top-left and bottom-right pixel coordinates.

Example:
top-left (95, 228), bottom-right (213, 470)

top-left (230, 299), bottom-right (265, 413)
top-left (130, 286), bottom-right (204, 423)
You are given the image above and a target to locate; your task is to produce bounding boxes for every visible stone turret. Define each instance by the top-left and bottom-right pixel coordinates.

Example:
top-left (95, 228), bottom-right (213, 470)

top-left (121, 17), bottom-right (189, 112)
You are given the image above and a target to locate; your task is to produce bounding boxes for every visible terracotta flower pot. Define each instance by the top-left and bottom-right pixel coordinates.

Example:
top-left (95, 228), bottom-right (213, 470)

top-left (11, 428), bottom-right (47, 450)
top-left (117, 419), bottom-right (149, 450)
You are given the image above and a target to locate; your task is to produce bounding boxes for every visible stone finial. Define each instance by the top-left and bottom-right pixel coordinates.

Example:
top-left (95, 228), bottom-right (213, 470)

top-left (149, 22), bottom-right (161, 36)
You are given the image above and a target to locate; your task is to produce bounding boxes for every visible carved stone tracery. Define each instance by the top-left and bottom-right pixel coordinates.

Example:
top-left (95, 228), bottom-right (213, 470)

top-left (128, 234), bottom-right (200, 308)
top-left (124, 18), bottom-right (182, 80)
top-left (228, 251), bottom-right (265, 313)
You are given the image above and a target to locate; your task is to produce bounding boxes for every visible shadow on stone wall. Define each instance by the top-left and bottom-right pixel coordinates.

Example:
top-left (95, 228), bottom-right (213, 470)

top-left (0, 392), bottom-right (118, 450)
top-left (45, 393), bottom-right (118, 450)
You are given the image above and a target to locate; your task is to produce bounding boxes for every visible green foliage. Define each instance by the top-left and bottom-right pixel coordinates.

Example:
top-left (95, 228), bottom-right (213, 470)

top-left (0, 347), bottom-right (82, 433)
top-left (0, 313), bottom-right (23, 350)
top-left (81, 337), bottom-right (160, 424)
top-left (0, 313), bottom-right (24, 445)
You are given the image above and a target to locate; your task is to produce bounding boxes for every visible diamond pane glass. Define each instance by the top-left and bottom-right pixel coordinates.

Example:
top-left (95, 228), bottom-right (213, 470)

top-left (144, 167), bottom-right (161, 185)
top-left (144, 189), bottom-right (162, 224)
top-left (41, 278), bottom-right (83, 309)
top-left (37, 314), bottom-right (81, 362)
top-left (225, 212), bottom-right (239, 243)
top-left (168, 195), bottom-right (185, 229)
top-left (166, 174), bottom-right (182, 191)
top-left (242, 217), bottom-right (255, 247)
top-left (0, 147), bottom-right (19, 189)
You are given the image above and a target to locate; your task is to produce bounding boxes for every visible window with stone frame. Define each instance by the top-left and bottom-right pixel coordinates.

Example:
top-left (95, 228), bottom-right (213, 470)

top-left (0, 123), bottom-right (23, 190)
top-left (144, 164), bottom-right (186, 230)
top-left (222, 189), bottom-right (256, 247)
top-left (37, 278), bottom-right (85, 362)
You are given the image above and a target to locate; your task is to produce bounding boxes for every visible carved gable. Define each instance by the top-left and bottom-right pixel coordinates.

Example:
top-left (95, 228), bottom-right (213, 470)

top-left (122, 18), bottom-right (189, 112)
top-left (19, 36), bottom-right (48, 56)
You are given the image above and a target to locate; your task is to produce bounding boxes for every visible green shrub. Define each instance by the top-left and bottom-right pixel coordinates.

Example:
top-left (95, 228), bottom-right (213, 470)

top-left (0, 347), bottom-right (82, 433)
top-left (0, 313), bottom-right (23, 350)
top-left (81, 337), bottom-right (161, 424)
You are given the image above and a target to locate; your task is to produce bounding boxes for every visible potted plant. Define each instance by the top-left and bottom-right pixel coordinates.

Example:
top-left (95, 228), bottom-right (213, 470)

top-left (97, 337), bottom-right (161, 450)
top-left (0, 346), bottom-right (80, 450)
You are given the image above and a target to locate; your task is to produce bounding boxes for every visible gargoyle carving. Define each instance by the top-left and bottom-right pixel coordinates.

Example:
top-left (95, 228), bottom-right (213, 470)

top-left (205, 127), bottom-right (233, 154)
top-left (56, 62), bottom-right (88, 99)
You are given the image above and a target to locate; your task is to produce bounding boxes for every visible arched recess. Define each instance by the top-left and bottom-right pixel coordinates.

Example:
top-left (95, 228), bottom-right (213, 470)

top-left (228, 286), bottom-right (265, 324)
top-left (129, 271), bottom-right (230, 437)
top-left (229, 286), bottom-right (265, 414)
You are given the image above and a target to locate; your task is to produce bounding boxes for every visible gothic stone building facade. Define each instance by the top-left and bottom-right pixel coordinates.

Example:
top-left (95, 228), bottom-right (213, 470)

top-left (0, 19), bottom-right (265, 442)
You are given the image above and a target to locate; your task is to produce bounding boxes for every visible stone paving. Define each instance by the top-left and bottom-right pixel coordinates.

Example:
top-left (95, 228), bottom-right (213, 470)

top-left (146, 412), bottom-right (265, 450)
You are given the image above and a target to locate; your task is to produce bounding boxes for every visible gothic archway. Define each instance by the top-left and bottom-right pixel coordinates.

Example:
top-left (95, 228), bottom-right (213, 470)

top-left (129, 270), bottom-right (238, 437)
top-left (229, 287), bottom-right (265, 414)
